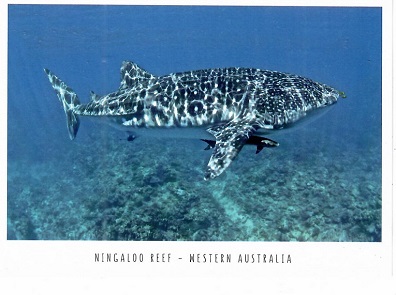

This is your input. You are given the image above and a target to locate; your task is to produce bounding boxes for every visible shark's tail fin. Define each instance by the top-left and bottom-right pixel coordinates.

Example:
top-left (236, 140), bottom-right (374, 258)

top-left (44, 69), bottom-right (80, 140)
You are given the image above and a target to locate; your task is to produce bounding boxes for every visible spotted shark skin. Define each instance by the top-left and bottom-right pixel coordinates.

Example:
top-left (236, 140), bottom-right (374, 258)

top-left (44, 61), bottom-right (345, 180)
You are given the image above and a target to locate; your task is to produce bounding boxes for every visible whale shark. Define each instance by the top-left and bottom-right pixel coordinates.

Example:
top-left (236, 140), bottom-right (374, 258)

top-left (44, 61), bottom-right (345, 180)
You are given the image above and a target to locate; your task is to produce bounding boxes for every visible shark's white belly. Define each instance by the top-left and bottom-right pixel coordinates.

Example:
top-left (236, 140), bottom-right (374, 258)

top-left (102, 117), bottom-right (216, 140)
top-left (128, 125), bottom-right (216, 140)
top-left (102, 102), bottom-right (335, 140)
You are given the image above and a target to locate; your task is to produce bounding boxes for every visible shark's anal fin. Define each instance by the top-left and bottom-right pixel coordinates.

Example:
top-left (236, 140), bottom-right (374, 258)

top-left (204, 119), bottom-right (258, 180)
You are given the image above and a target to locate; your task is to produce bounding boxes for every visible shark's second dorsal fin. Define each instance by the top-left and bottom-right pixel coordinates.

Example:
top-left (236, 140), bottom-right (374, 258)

top-left (119, 61), bottom-right (155, 89)
top-left (90, 91), bottom-right (100, 101)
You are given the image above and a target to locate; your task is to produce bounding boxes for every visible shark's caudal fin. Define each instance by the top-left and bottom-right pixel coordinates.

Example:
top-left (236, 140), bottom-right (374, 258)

top-left (44, 69), bottom-right (80, 140)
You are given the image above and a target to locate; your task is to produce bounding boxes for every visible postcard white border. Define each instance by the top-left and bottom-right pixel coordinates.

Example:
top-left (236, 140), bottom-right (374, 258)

top-left (1, 0), bottom-right (394, 294)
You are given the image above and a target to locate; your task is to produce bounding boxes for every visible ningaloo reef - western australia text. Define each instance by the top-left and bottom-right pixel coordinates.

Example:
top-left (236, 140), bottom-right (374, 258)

top-left (94, 252), bottom-right (292, 264)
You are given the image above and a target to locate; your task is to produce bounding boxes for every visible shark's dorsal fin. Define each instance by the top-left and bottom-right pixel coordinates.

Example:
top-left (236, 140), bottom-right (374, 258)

top-left (119, 61), bottom-right (155, 89)
top-left (204, 118), bottom-right (258, 180)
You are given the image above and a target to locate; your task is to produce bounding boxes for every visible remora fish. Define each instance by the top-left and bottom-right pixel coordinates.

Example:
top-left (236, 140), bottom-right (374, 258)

top-left (44, 61), bottom-right (345, 180)
top-left (200, 136), bottom-right (279, 154)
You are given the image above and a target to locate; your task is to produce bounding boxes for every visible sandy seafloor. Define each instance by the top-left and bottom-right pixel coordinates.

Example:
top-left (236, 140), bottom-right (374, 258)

top-left (7, 5), bottom-right (382, 241)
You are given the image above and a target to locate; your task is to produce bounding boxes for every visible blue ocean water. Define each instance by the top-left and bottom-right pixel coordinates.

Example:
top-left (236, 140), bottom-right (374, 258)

top-left (7, 5), bottom-right (381, 241)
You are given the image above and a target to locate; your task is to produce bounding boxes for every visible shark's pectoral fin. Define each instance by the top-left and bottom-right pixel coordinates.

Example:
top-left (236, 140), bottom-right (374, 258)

top-left (204, 119), bottom-right (258, 180)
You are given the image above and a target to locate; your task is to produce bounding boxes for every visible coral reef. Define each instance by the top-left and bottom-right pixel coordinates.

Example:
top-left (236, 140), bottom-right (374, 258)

top-left (7, 127), bottom-right (382, 241)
